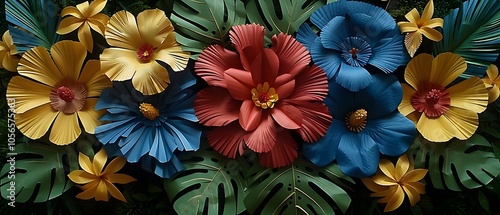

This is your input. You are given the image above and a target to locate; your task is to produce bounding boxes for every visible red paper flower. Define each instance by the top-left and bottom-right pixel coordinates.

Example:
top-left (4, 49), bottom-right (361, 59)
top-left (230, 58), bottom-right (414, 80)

top-left (194, 24), bottom-right (331, 168)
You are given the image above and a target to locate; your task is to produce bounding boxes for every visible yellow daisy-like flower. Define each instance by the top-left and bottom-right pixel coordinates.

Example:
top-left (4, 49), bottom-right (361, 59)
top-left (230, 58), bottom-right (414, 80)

top-left (56, 0), bottom-right (109, 53)
top-left (397, 0), bottom-right (444, 57)
top-left (0, 30), bottom-right (20, 72)
top-left (101, 9), bottom-right (190, 95)
top-left (362, 155), bottom-right (428, 212)
top-left (7, 40), bottom-right (111, 145)
top-left (398, 53), bottom-right (488, 142)
top-left (68, 148), bottom-right (136, 202)
top-left (482, 64), bottom-right (500, 103)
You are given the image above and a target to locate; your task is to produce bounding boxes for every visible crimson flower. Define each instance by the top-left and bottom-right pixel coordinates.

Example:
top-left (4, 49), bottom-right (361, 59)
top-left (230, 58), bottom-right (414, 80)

top-left (194, 24), bottom-right (331, 168)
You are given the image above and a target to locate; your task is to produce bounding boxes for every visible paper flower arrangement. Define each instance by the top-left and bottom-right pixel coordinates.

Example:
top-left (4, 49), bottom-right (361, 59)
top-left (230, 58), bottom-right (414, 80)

top-left (1, 0), bottom-right (499, 214)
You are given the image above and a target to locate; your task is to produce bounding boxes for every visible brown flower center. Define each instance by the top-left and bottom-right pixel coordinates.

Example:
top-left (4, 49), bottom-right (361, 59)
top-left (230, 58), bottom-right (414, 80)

top-left (137, 43), bottom-right (154, 62)
top-left (349, 48), bottom-right (359, 59)
top-left (139, 103), bottom-right (159, 120)
top-left (411, 83), bottom-right (451, 118)
top-left (345, 109), bottom-right (367, 132)
top-left (251, 82), bottom-right (279, 109)
top-left (50, 78), bottom-right (87, 114)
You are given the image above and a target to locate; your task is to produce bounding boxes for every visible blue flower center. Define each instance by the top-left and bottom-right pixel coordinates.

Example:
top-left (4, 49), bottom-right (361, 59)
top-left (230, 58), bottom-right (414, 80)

top-left (340, 37), bottom-right (372, 67)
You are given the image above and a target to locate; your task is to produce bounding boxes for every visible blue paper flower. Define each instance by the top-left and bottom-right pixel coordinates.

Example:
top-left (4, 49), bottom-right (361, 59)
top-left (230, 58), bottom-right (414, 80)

top-left (297, 0), bottom-right (406, 92)
top-left (94, 69), bottom-right (202, 178)
top-left (303, 74), bottom-right (416, 178)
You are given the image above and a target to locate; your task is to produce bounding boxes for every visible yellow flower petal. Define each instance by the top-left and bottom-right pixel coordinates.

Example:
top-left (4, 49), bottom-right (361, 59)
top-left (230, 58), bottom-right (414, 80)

top-left (1, 49), bottom-right (19, 72)
top-left (88, 0), bottom-right (107, 17)
top-left (384, 185), bottom-right (405, 212)
top-left (78, 22), bottom-right (94, 52)
top-left (131, 61), bottom-right (170, 95)
top-left (378, 159), bottom-right (396, 180)
top-left (404, 31), bottom-right (422, 57)
top-left (68, 170), bottom-right (98, 184)
top-left (417, 114), bottom-right (455, 142)
top-left (405, 8), bottom-right (421, 24)
top-left (403, 181), bottom-right (426, 194)
top-left (7, 76), bottom-right (52, 114)
top-left (420, 27), bottom-right (443, 41)
top-left (49, 112), bottom-right (81, 145)
top-left (18, 46), bottom-right (62, 87)
top-left (372, 174), bottom-right (398, 186)
top-left (442, 107), bottom-right (479, 140)
top-left (405, 53), bottom-right (433, 90)
top-left (94, 180), bottom-right (110, 201)
top-left (420, 0), bottom-right (435, 24)
top-left (399, 83), bottom-right (417, 117)
top-left (430, 52), bottom-right (467, 87)
top-left (106, 10), bottom-right (142, 50)
top-left (88, 14), bottom-right (109, 35)
top-left (154, 33), bottom-right (190, 72)
top-left (486, 64), bottom-right (499, 82)
top-left (88, 20), bottom-right (106, 36)
top-left (75, 180), bottom-right (99, 200)
top-left (395, 155), bottom-right (410, 181)
top-left (57, 16), bottom-right (83, 35)
top-left (61, 6), bottom-right (83, 19)
top-left (362, 178), bottom-right (388, 193)
top-left (51, 41), bottom-right (87, 79)
top-left (137, 9), bottom-right (173, 48)
top-left (488, 86), bottom-right (500, 103)
top-left (76, 1), bottom-right (90, 17)
top-left (376, 186), bottom-right (398, 203)
top-left (14, 104), bottom-right (58, 140)
top-left (101, 156), bottom-right (126, 175)
top-left (78, 98), bottom-right (105, 134)
top-left (79, 152), bottom-right (95, 175)
top-left (398, 22), bottom-right (418, 33)
top-left (93, 148), bottom-right (108, 176)
top-left (422, 18), bottom-right (443, 29)
top-left (101, 48), bottom-right (140, 81)
top-left (406, 111), bottom-right (422, 124)
top-left (78, 60), bottom-right (112, 97)
top-left (104, 180), bottom-right (127, 202)
top-left (402, 169), bottom-right (428, 183)
top-left (402, 184), bottom-right (421, 206)
top-left (447, 77), bottom-right (488, 113)
top-left (104, 173), bottom-right (137, 184)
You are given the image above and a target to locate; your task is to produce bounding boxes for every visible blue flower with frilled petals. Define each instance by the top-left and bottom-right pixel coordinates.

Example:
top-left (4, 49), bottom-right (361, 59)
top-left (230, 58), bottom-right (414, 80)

top-left (297, 0), bottom-right (406, 92)
top-left (94, 69), bottom-right (202, 178)
top-left (303, 74), bottom-right (416, 178)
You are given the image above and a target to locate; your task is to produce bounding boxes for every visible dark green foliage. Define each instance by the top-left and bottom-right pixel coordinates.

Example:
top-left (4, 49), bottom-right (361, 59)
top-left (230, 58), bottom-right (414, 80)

top-left (387, 0), bottom-right (465, 18)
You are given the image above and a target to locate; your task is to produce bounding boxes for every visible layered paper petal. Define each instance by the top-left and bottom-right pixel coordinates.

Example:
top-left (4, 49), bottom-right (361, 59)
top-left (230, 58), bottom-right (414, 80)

top-left (229, 24), bottom-right (265, 71)
top-left (336, 132), bottom-right (379, 178)
top-left (258, 131), bottom-right (298, 168)
top-left (404, 53), bottom-right (433, 90)
top-left (195, 87), bottom-right (241, 126)
top-left (7, 76), bottom-right (52, 113)
top-left (105, 10), bottom-right (142, 50)
top-left (18, 47), bottom-right (62, 87)
top-left (101, 48), bottom-right (140, 81)
top-left (447, 77), bottom-right (488, 113)
top-left (271, 33), bottom-right (310, 77)
top-left (14, 104), bottom-right (58, 140)
top-left (207, 122), bottom-right (246, 158)
top-left (131, 61), bottom-right (170, 95)
top-left (195, 45), bottom-right (243, 88)
top-left (153, 29), bottom-right (190, 72)
top-left (430, 52), bottom-right (467, 87)
top-left (244, 114), bottom-right (276, 153)
top-left (49, 113), bottom-right (81, 145)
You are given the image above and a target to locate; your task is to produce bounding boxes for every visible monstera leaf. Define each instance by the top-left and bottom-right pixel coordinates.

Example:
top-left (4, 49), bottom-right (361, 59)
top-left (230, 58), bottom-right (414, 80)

top-left (6, 0), bottom-right (61, 52)
top-left (433, 0), bottom-right (500, 78)
top-left (164, 145), bottom-right (248, 215)
top-left (170, 0), bottom-right (246, 59)
top-left (244, 156), bottom-right (354, 215)
top-left (246, 0), bottom-right (326, 41)
top-left (0, 142), bottom-right (78, 202)
top-left (414, 135), bottom-right (500, 191)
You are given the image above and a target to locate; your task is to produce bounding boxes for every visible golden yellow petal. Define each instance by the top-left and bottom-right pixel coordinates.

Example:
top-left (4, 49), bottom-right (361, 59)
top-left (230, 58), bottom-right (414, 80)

top-left (18, 46), bottom-right (62, 86)
top-left (394, 155), bottom-right (410, 181)
top-left (398, 22), bottom-right (418, 33)
top-left (405, 53), bottom-right (433, 90)
top-left (402, 184), bottom-right (421, 206)
top-left (78, 98), bottom-right (105, 134)
top-left (88, 14), bottom-right (110, 36)
top-left (362, 178), bottom-right (388, 193)
top-left (51, 41), bottom-right (87, 79)
top-left (406, 111), bottom-right (422, 125)
top-left (88, 0), bottom-right (107, 17)
top-left (420, 0), bottom-right (435, 24)
top-left (78, 22), bottom-right (94, 53)
top-left (383, 186), bottom-right (405, 212)
top-left (404, 31), bottom-right (422, 57)
top-left (76, 1), bottom-right (90, 17)
top-left (104, 180), bottom-right (127, 202)
top-left (49, 112), bottom-right (81, 145)
top-left (486, 64), bottom-right (499, 81)
top-left (79, 152), bottom-right (95, 175)
top-left (154, 33), bottom-right (190, 72)
top-left (137, 9), bottom-right (173, 48)
top-left (405, 8), bottom-right (421, 24)
top-left (422, 18), bottom-right (443, 29)
top-left (7, 76), bottom-right (51, 113)
top-left (447, 77), bottom-right (488, 113)
top-left (376, 186), bottom-right (398, 203)
top-left (131, 61), bottom-right (170, 95)
top-left (75, 180), bottom-right (99, 200)
top-left (488, 86), bottom-right (500, 103)
top-left (403, 181), bottom-right (426, 194)
top-left (399, 83), bottom-right (417, 117)
top-left (93, 148), bottom-right (108, 176)
top-left (3, 31), bottom-right (18, 54)
top-left (378, 159), bottom-right (396, 181)
top-left (420, 27), bottom-right (443, 41)
top-left (430, 52), bottom-right (466, 87)
top-left (441, 107), bottom-right (479, 140)
top-left (61, 6), bottom-right (84, 19)
top-left (87, 20), bottom-right (105, 36)
top-left (105, 10), bottom-right (142, 50)
top-left (104, 173), bottom-right (137, 184)
top-left (417, 114), bottom-right (455, 142)
top-left (102, 157), bottom-right (126, 175)
top-left (94, 180), bottom-right (110, 201)
top-left (402, 169), bottom-right (428, 183)
top-left (14, 104), bottom-right (58, 140)
top-left (372, 174), bottom-right (398, 186)
top-left (57, 17), bottom-right (83, 35)
top-left (3, 53), bottom-right (20, 72)
top-left (100, 48), bottom-right (140, 81)
top-left (78, 60), bottom-right (112, 97)
top-left (68, 170), bottom-right (98, 184)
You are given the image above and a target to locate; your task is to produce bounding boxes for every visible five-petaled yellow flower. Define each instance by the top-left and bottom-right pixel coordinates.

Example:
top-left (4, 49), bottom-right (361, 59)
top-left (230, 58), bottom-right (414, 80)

top-left (100, 9), bottom-right (190, 95)
top-left (68, 148), bottom-right (136, 202)
top-left (482, 64), bottom-right (500, 103)
top-left (397, 0), bottom-right (444, 57)
top-left (0, 30), bottom-right (20, 72)
top-left (57, 0), bottom-right (110, 53)
top-left (362, 155), bottom-right (428, 212)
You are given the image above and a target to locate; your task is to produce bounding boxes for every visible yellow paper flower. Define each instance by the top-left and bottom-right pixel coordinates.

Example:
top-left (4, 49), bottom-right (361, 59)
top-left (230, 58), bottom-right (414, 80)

top-left (7, 40), bottom-right (111, 145)
top-left (0, 30), bottom-right (20, 72)
top-left (482, 64), bottom-right (500, 103)
top-left (68, 148), bottom-right (136, 202)
top-left (57, 0), bottom-right (110, 53)
top-left (101, 9), bottom-right (189, 95)
top-left (398, 53), bottom-right (488, 142)
top-left (397, 0), bottom-right (444, 57)
top-left (362, 155), bottom-right (428, 212)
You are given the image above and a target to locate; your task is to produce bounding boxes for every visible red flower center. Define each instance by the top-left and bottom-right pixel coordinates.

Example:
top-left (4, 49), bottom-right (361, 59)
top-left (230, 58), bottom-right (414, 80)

top-left (258, 92), bottom-right (270, 103)
top-left (251, 82), bottom-right (279, 109)
top-left (137, 43), bottom-right (154, 62)
top-left (57, 86), bottom-right (75, 102)
top-left (411, 83), bottom-right (451, 118)
top-left (50, 78), bottom-right (87, 114)
top-left (349, 48), bottom-right (359, 59)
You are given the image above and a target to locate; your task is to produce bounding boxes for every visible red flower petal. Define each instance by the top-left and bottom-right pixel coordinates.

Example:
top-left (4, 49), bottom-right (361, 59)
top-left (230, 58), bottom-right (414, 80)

top-left (271, 33), bottom-right (310, 78)
top-left (244, 114), bottom-right (276, 153)
top-left (274, 74), bottom-right (295, 100)
top-left (287, 65), bottom-right (329, 104)
top-left (239, 100), bottom-right (262, 131)
top-left (249, 49), bottom-right (279, 86)
top-left (230, 24), bottom-right (265, 71)
top-left (224, 68), bottom-right (254, 100)
top-left (195, 87), bottom-right (241, 126)
top-left (195, 45), bottom-right (243, 88)
top-left (259, 131), bottom-right (298, 168)
top-left (207, 122), bottom-right (246, 158)
top-left (296, 102), bottom-right (332, 142)
top-left (270, 102), bottom-right (303, 129)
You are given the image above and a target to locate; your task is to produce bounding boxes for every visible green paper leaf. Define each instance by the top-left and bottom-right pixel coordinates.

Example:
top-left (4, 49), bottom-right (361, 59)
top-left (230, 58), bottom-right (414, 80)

top-left (477, 190), bottom-right (490, 212)
top-left (433, 0), bottom-right (500, 78)
top-left (244, 156), bottom-right (354, 214)
top-left (0, 142), bottom-right (79, 203)
top-left (246, 0), bottom-right (325, 42)
top-left (414, 135), bottom-right (500, 191)
top-left (164, 146), bottom-right (247, 215)
top-left (170, 0), bottom-right (246, 59)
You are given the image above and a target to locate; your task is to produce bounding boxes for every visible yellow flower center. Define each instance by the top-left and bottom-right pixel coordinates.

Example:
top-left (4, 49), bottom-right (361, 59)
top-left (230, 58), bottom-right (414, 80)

top-left (139, 103), bottom-right (159, 120)
top-left (251, 82), bottom-right (279, 109)
top-left (137, 43), bottom-right (154, 62)
top-left (345, 109), bottom-right (367, 132)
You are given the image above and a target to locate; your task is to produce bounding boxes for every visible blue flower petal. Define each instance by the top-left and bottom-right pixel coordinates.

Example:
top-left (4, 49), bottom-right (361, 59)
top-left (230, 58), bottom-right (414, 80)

top-left (168, 65), bottom-right (197, 90)
top-left (119, 126), bottom-right (153, 162)
top-left (310, 0), bottom-right (347, 29)
top-left (369, 34), bottom-right (405, 73)
top-left (320, 17), bottom-right (348, 51)
top-left (345, 1), bottom-right (396, 41)
top-left (336, 131), bottom-right (379, 178)
top-left (310, 37), bottom-right (342, 80)
top-left (296, 23), bottom-right (318, 51)
top-left (164, 119), bottom-right (202, 152)
top-left (141, 156), bottom-right (184, 178)
top-left (335, 62), bottom-right (373, 92)
top-left (304, 120), bottom-right (346, 166)
top-left (326, 82), bottom-right (355, 118)
top-left (95, 117), bottom-right (141, 144)
top-left (364, 111), bottom-right (416, 156)
top-left (354, 74), bottom-right (402, 118)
